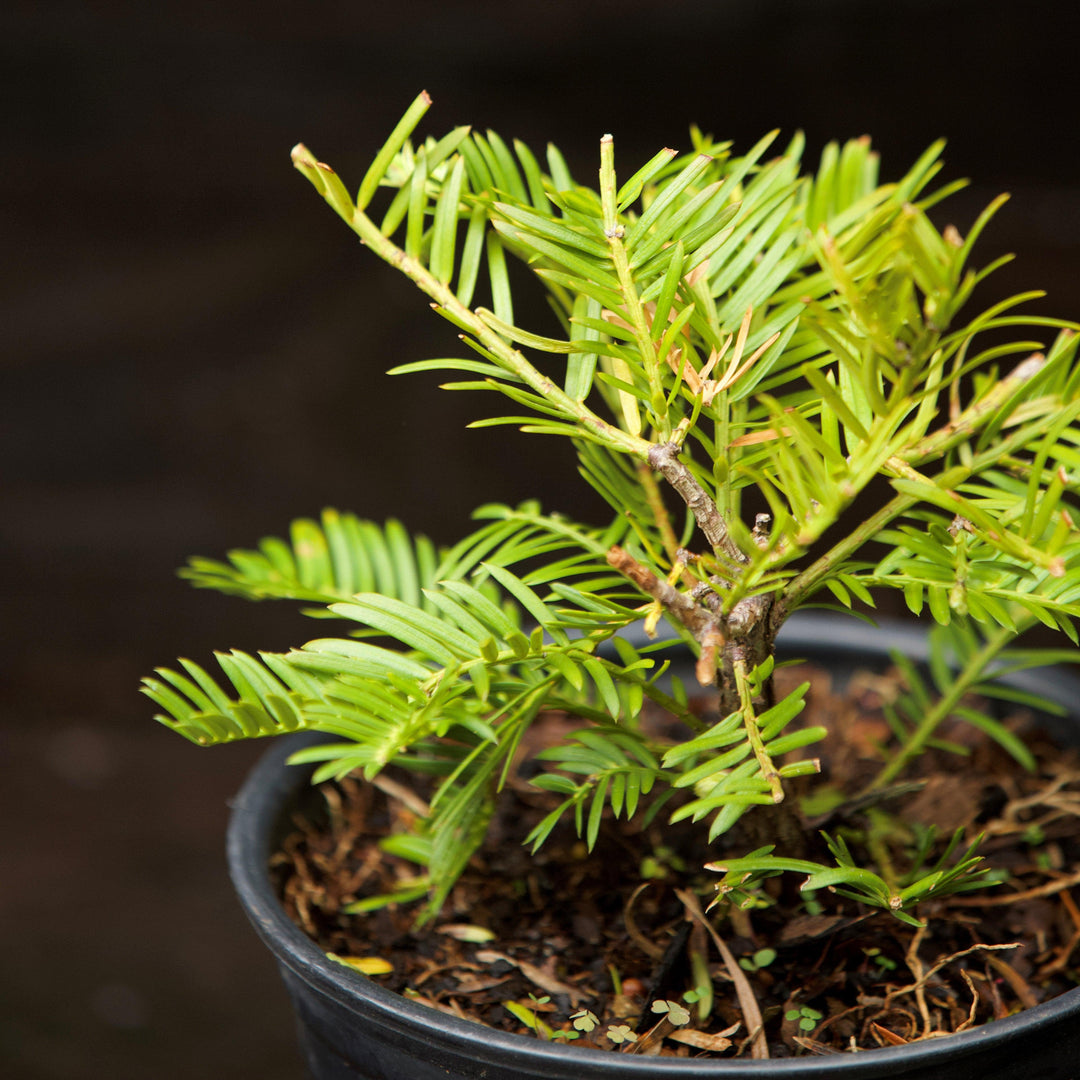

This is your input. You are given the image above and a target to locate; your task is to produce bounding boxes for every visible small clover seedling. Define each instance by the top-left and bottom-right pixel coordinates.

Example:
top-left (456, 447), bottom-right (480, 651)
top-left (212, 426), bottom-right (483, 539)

top-left (640, 844), bottom-right (689, 880)
top-left (786, 1005), bottom-right (824, 1032)
top-left (651, 999), bottom-right (692, 1026)
top-left (570, 1009), bottom-right (599, 1033)
top-left (738, 948), bottom-right (777, 974)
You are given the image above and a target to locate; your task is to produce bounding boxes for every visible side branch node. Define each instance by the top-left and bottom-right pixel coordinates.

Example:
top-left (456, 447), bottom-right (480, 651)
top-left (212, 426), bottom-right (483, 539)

top-left (647, 443), bottom-right (746, 564)
top-left (606, 546), bottom-right (725, 686)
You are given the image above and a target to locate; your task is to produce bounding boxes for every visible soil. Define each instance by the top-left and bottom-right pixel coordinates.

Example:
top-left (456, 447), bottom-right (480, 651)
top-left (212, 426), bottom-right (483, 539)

top-left (271, 661), bottom-right (1080, 1060)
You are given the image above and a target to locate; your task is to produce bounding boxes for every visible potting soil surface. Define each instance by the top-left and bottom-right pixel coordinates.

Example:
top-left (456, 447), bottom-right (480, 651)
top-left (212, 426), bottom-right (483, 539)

top-left (274, 662), bottom-right (1080, 1059)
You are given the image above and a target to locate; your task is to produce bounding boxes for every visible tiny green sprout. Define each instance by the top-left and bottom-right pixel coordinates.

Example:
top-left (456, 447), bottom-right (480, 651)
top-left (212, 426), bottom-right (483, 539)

top-left (785, 1005), bottom-right (824, 1032)
top-left (505, 997), bottom-right (558, 1039)
top-left (1022, 823), bottom-right (1046, 846)
top-left (570, 1009), bottom-right (599, 1033)
top-left (651, 999), bottom-right (692, 1026)
top-left (738, 947), bottom-right (778, 973)
top-left (639, 855), bottom-right (668, 880)
top-left (550, 1029), bottom-right (580, 1041)
top-left (864, 947), bottom-right (898, 972)
top-left (655, 845), bottom-right (687, 872)
top-left (799, 786), bottom-right (847, 818)
top-left (640, 844), bottom-right (688, 880)
top-left (801, 890), bottom-right (824, 917)
top-left (606, 1024), bottom-right (638, 1044)
top-left (343, 879), bottom-right (431, 914)
top-left (682, 989), bottom-right (702, 1004)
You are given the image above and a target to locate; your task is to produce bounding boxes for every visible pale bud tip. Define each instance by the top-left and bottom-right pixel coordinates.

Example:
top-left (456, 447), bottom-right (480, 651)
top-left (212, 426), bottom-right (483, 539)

top-left (290, 143), bottom-right (314, 165)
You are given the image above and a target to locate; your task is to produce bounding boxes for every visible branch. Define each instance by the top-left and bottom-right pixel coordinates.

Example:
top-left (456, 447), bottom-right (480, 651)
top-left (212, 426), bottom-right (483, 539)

top-left (778, 387), bottom-right (1077, 625)
top-left (648, 442), bottom-right (747, 564)
top-left (599, 135), bottom-right (665, 421)
top-left (606, 547), bottom-right (716, 636)
top-left (606, 546), bottom-right (724, 685)
top-left (732, 657), bottom-right (784, 803)
top-left (902, 352), bottom-right (1047, 465)
top-left (775, 489), bottom-right (916, 627)
top-left (867, 622), bottom-right (1017, 789)
top-left (291, 144), bottom-right (650, 461)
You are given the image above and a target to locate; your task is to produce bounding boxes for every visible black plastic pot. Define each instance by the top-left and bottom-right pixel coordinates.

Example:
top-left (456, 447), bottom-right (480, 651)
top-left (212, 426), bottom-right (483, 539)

top-left (227, 614), bottom-right (1080, 1079)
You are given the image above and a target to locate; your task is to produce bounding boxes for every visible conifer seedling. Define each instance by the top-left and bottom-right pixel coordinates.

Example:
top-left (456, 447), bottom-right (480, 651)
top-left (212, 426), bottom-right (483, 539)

top-left (144, 91), bottom-right (1080, 927)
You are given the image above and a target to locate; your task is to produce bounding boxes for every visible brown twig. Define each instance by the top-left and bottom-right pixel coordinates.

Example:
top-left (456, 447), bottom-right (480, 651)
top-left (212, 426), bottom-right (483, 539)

top-left (676, 889), bottom-right (769, 1059)
top-left (695, 627), bottom-right (726, 687)
top-left (1060, 887), bottom-right (1080, 935)
top-left (900, 923), bottom-right (933, 1035)
top-left (624, 1016), bottom-right (673, 1055)
top-left (372, 773), bottom-right (432, 817)
top-left (955, 969), bottom-right (980, 1033)
top-left (606, 546), bottom-right (722, 644)
top-left (885, 933), bottom-right (1022, 1038)
top-left (985, 954), bottom-right (1039, 1010)
top-left (647, 442), bottom-right (747, 564)
top-left (607, 545), bottom-right (731, 686)
top-left (1039, 925), bottom-right (1080, 977)
top-left (623, 883), bottom-right (666, 960)
top-left (1045, 885), bottom-right (1080, 980)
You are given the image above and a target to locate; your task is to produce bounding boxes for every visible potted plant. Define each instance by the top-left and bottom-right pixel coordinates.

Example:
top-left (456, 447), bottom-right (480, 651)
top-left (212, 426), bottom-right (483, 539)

top-left (143, 92), bottom-right (1080, 1077)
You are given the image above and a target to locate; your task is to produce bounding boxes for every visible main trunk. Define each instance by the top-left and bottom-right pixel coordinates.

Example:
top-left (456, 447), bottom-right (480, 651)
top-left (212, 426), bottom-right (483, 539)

top-left (716, 591), bottom-right (774, 716)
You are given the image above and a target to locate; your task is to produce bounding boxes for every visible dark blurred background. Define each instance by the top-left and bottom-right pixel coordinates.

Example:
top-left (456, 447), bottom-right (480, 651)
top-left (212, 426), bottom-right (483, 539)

top-left (2, 1), bottom-right (1078, 1076)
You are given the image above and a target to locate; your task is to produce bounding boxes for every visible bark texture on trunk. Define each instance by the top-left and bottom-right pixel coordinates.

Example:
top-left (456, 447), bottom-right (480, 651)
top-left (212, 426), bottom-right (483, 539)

top-left (717, 591), bottom-right (774, 717)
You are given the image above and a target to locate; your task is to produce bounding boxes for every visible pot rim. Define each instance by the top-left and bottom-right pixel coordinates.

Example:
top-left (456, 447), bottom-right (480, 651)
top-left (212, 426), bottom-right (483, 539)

top-left (226, 613), bottom-right (1080, 1076)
